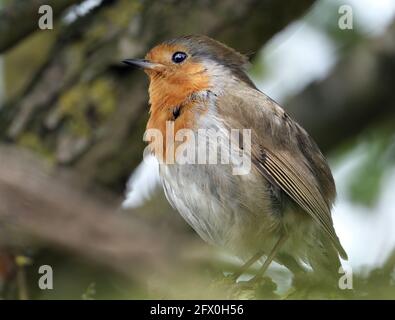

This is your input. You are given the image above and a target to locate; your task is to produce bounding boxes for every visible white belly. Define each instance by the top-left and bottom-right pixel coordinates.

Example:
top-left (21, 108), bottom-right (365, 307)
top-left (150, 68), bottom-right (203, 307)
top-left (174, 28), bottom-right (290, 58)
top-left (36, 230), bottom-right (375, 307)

top-left (158, 108), bottom-right (281, 255)
top-left (160, 163), bottom-right (272, 250)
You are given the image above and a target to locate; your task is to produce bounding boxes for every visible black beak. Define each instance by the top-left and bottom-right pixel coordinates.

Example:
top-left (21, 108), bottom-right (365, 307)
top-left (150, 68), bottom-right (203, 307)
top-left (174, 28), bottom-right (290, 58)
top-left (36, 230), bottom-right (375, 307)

top-left (122, 59), bottom-right (162, 70)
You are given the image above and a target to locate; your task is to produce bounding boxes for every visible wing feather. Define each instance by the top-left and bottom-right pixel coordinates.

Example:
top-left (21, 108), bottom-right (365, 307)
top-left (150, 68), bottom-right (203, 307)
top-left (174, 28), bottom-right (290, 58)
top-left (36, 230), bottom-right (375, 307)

top-left (256, 148), bottom-right (348, 259)
top-left (217, 87), bottom-right (348, 260)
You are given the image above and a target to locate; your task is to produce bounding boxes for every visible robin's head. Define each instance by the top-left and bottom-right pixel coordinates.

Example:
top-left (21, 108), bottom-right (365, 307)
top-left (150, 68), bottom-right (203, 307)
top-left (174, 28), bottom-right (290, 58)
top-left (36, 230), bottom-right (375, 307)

top-left (123, 36), bottom-right (255, 159)
top-left (123, 35), bottom-right (254, 103)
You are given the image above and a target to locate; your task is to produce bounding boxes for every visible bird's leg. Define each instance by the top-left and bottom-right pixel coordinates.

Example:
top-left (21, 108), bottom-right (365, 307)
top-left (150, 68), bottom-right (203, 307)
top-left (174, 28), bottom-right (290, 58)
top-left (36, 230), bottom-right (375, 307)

top-left (231, 250), bottom-right (266, 281)
top-left (249, 232), bottom-right (289, 283)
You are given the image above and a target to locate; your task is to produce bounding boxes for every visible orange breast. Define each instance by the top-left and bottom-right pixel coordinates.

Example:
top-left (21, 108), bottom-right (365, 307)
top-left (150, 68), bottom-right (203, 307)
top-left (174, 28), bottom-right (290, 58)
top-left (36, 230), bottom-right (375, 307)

top-left (146, 66), bottom-right (210, 162)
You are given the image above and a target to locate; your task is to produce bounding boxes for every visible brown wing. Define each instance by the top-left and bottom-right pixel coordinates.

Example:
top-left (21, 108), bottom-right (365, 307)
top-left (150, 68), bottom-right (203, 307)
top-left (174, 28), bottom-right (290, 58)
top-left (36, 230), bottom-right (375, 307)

top-left (217, 87), bottom-right (348, 260)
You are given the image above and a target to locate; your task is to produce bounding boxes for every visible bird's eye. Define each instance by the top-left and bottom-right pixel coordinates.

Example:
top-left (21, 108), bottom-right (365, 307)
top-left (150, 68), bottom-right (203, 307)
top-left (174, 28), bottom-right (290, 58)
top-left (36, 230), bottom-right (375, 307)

top-left (172, 52), bottom-right (187, 64)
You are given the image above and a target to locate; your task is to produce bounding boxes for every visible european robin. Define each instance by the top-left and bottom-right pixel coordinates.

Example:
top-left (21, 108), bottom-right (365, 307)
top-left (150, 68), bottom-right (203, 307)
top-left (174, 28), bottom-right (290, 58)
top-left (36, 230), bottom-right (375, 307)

top-left (123, 35), bottom-right (347, 283)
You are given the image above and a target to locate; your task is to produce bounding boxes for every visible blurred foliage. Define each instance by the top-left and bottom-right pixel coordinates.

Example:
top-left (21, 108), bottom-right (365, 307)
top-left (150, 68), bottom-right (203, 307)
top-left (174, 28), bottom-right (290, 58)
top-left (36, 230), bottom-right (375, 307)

top-left (347, 127), bottom-right (395, 207)
top-left (1, 249), bottom-right (394, 299)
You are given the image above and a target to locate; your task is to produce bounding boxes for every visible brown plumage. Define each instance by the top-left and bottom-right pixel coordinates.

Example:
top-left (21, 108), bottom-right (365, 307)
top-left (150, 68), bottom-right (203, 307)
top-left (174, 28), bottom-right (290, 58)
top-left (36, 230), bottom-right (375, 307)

top-left (123, 35), bottom-right (347, 283)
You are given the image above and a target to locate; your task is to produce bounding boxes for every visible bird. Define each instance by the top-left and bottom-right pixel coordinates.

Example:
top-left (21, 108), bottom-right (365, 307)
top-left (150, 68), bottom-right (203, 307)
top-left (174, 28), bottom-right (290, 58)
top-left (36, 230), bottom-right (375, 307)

top-left (123, 35), bottom-right (348, 284)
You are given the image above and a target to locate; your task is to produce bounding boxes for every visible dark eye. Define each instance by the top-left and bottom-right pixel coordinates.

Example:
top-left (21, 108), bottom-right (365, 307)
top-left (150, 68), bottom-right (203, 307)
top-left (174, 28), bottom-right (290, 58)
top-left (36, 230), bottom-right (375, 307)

top-left (172, 51), bottom-right (187, 63)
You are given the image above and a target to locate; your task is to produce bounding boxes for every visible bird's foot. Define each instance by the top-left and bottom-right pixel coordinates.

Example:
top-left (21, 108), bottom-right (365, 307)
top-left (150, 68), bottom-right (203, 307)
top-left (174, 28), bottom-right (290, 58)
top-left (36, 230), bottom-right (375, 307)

top-left (227, 276), bottom-right (278, 299)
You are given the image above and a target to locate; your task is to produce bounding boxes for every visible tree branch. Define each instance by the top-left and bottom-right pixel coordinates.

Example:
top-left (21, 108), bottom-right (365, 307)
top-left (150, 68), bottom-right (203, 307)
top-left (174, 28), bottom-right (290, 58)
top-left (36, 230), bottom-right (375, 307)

top-left (0, 145), bottom-right (206, 280)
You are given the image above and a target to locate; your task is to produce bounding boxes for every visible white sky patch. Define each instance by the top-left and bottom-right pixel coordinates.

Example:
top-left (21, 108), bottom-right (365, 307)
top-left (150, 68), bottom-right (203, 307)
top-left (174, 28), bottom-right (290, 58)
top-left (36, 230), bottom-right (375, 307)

top-left (332, 146), bottom-right (395, 274)
top-left (63, 0), bottom-right (103, 24)
top-left (252, 22), bottom-right (337, 103)
top-left (341, 0), bottom-right (395, 35)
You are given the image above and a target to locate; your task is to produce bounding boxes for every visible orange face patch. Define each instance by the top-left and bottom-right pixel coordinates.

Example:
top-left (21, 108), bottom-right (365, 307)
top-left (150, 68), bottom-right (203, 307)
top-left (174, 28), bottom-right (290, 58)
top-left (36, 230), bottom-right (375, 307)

top-left (144, 44), bottom-right (211, 159)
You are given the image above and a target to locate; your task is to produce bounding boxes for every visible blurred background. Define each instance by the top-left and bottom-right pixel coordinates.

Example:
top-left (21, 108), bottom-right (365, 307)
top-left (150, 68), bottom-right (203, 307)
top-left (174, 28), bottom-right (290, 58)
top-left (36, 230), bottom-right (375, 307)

top-left (0, 0), bottom-right (394, 299)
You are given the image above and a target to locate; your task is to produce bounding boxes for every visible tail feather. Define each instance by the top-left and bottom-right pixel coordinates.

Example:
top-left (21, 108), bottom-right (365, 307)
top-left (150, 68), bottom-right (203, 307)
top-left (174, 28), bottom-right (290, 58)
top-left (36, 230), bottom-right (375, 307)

top-left (307, 231), bottom-right (344, 284)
